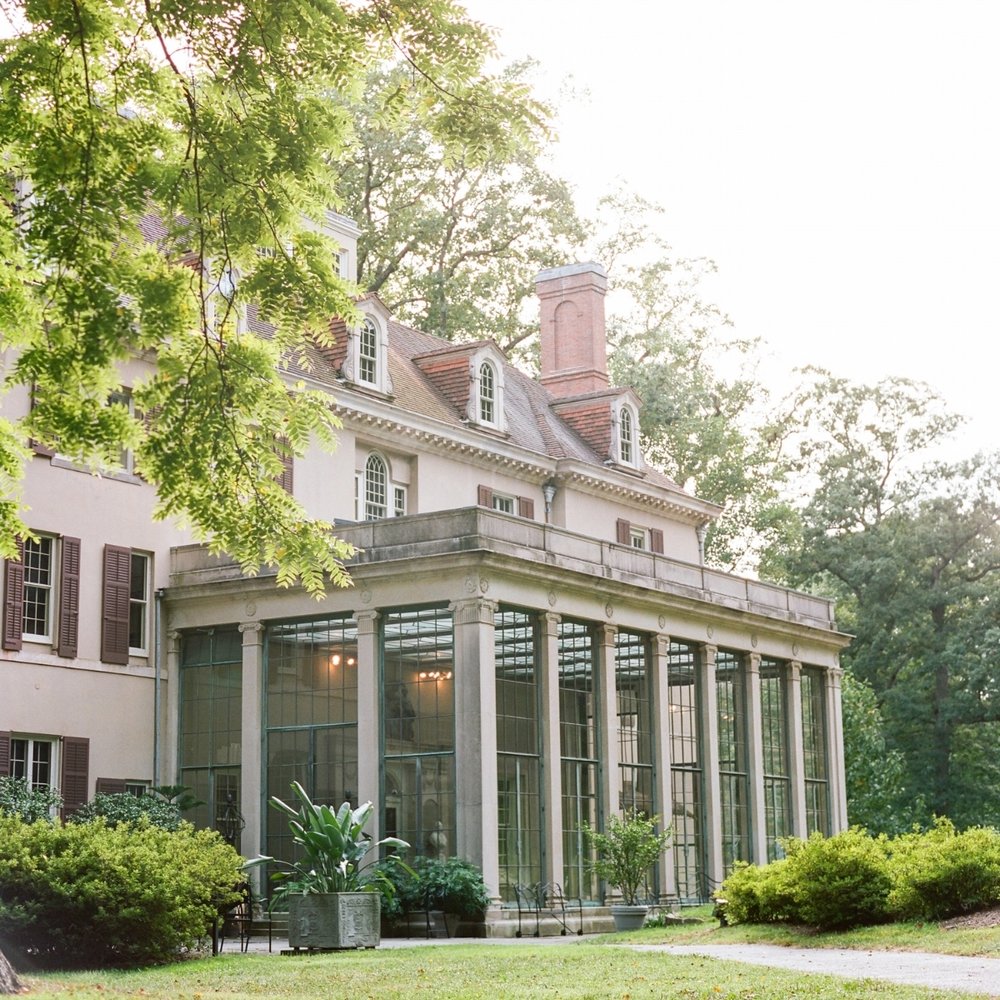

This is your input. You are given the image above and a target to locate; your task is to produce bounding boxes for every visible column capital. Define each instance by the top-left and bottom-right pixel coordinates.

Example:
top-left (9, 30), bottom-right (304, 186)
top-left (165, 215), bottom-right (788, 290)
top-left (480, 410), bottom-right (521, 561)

top-left (701, 642), bottom-right (718, 666)
top-left (541, 611), bottom-right (561, 634)
top-left (788, 659), bottom-right (802, 679)
top-left (746, 651), bottom-right (761, 674)
top-left (239, 621), bottom-right (264, 644)
top-left (354, 609), bottom-right (380, 634)
top-left (596, 622), bottom-right (617, 644)
top-left (167, 629), bottom-right (182, 652)
top-left (448, 597), bottom-right (499, 626)
top-left (652, 633), bottom-right (671, 657)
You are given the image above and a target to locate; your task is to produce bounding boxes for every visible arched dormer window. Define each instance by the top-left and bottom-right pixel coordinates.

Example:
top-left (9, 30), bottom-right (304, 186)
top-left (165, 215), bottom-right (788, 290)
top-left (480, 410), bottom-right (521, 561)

top-left (468, 346), bottom-right (505, 431)
top-left (617, 402), bottom-right (639, 468)
top-left (359, 317), bottom-right (379, 386)
top-left (363, 453), bottom-right (387, 520)
top-left (345, 300), bottom-right (393, 394)
top-left (479, 361), bottom-right (496, 423)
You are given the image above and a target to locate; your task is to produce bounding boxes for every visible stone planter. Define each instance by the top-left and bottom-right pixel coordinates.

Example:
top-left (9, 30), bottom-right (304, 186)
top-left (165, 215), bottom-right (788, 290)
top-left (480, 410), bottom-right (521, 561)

top-left (288, 892), bottom-right (381, 949)
top-left (610, 904), bottom-right (649, 931)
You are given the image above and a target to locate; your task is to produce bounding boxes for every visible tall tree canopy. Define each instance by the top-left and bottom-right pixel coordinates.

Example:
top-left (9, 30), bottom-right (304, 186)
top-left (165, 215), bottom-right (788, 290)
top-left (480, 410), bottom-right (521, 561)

top-left (336, 63), bottom-right (583, 351)
top-left (777, 370), bottom-right (1000, 828)
top-left (0, 0), bottom-right (542, 592)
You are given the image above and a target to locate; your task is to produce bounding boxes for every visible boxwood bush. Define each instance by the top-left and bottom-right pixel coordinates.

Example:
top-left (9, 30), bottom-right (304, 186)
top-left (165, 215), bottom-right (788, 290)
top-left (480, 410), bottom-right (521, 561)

top-left (720, 821), bottom-right (1000, 931)
top-left (0, 815), bottom-right (242, 968)
top-left (72, 791), bottom-right (182, 830)
top-left (887, 819), bottom-right (1000, 921)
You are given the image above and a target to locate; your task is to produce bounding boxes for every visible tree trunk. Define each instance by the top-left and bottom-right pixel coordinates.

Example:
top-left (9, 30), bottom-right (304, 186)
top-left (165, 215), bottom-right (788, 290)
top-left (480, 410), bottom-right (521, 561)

top-left (0, 946), bottom-right (23, 995)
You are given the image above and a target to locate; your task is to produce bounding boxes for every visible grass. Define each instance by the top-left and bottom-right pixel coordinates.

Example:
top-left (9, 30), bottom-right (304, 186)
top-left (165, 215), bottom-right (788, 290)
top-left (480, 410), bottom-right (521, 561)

top-left (16, 942), bottom-right (996, 1000)
top-left (613, 904), bottom-right (1000, 958)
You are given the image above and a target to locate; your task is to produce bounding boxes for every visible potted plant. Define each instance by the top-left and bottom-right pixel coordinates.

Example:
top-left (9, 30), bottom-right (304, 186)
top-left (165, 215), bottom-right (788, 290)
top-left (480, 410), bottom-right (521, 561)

top-left (250, 782), bottom-right (408, 949)
top-left (582, 810), bottom-right (671, 931)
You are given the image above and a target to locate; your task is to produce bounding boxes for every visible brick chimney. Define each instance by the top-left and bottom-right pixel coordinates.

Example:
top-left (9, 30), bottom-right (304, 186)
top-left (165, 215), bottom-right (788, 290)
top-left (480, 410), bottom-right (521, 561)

top-left (536, 262), bottom-right (609, 398)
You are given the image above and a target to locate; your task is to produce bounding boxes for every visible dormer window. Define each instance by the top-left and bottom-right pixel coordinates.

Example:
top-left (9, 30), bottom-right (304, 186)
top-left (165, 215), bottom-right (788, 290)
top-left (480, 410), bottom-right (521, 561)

top-left (346, 302), bottom-right (393, 394)
top-left (620, 406), bottom-right (634, 464)
top-left (468, 346), bottom-right (505, 431)
top-left (479, 362), bottom-right (496, 423)
top-left (359, 318), bottom-right (379, 385)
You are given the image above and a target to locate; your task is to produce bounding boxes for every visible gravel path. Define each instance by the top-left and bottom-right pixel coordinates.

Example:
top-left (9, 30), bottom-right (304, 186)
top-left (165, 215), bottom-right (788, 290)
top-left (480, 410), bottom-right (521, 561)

top-left (629, 943), bottom-right (1000, 996)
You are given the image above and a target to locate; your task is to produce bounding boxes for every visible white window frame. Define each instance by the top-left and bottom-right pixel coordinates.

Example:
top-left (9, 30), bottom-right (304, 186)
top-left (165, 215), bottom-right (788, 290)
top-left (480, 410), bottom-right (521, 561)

top-left (618, 403), bottom-right (637, 467)
top-left (359, 317), bottom-right (379, 386)
top-left (128, 551), bottom-right (150, 656)
top-left (393, 485), bottom-right (407, 518)
top-left (629, 527), bottom-right (646, 550)
top-left (356, 452), bottom-right (409, 521)
top-left (21, 535), bottom-right (55, 643)
top-left (468, 347), bottom-right (506, 430)
top-left (491, 492), bottom-right (515, 515)
top-left (363, 452), bottom-right (388, 519)
top-left (9, 735), bottom-right (57, 793)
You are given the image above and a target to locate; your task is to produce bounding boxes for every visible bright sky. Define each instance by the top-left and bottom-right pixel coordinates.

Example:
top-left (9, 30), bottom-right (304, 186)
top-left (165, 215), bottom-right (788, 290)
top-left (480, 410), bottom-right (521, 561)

top-left (463, 0), bottom-right (999, 458)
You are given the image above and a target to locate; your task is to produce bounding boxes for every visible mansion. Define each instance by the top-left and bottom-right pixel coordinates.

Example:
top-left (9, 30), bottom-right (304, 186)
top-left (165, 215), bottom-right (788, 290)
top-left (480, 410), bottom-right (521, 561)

top-left (1, 213), bottom-right (850, 923)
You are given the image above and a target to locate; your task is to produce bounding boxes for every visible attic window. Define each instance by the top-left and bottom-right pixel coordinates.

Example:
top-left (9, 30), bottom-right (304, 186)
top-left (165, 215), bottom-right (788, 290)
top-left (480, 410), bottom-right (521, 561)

top-left (619, 405), bottom-right (635, 465)
top-left (479, 362), bottom-right (496, 423)
top-left (359, 318), bottom-right (379, 385)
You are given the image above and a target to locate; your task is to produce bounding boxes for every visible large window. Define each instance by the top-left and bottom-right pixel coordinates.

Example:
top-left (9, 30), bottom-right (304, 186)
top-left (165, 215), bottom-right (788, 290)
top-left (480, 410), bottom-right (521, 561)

top-left (9, 736), bottom-right (54, 791)
top-left (22, 536), bottom-right (54, 641)
top-left (363, 453), bottom-right (387, 520)
top-left (801, 668), bottom-right (830, 836)
top-left (559, 619), bottom-right (598, 901)
top-left (383, 607), bottom-right (455, 859)
top-left (716, 650), bottom-right (751, 873)
top-left (129, 552), bottom-right (150, 654)
top-left (266, 615), bottom-right (359, 864)
top-left (760, 658), bottom-right (790, 860)
top-left (616, 630), bottom-right (653, 815)
top-left (179, 628), bottom-right (243, 850)
top-left (495, 608), bottom-right (542, 900)
top-left (669, 641), bottom-right (705, 901)
top-left (619, 405), bottom-right (635, 465)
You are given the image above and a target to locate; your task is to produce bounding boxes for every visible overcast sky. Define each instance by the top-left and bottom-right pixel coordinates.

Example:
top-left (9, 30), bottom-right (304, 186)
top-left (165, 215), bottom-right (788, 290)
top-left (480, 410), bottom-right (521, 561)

top-left (462, 0), bottom-right (999, 458)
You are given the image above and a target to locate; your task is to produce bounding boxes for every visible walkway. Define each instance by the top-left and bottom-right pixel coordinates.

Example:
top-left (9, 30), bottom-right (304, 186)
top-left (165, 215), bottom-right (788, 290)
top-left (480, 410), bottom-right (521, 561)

top-left (629, 943), bottom-right (1000, 997)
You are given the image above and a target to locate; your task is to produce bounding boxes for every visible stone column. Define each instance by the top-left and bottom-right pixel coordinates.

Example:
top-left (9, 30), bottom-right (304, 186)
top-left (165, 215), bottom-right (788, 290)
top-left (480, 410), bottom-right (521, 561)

top-left (239, 622), bottom-right (264, 866)
top-left (699, 643), bottom-right (724, 891)
top-left (163, 630), bottom-right (182, 787)
top-left (449, 597), bottom-right (499, 897)
top-left (744, 652), bottom-right (767, 865)
top-left (355, 610), bottom-right (381, 842)
top-left (651, 633), bottom-right (675, 901)
top-left (596, 624), bottom-right (620, 821)
top-left (539, 612), bottom-right (564, 891)
top-left (826, 665), bottom-right (849, 831)
top-left (786, 660), bottom-right (808, 838)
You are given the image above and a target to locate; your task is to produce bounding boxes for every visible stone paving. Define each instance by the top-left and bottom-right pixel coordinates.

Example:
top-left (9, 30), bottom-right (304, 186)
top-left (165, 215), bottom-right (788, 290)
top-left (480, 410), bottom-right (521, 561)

top-left (233, 934), bottom-right (1000, 997)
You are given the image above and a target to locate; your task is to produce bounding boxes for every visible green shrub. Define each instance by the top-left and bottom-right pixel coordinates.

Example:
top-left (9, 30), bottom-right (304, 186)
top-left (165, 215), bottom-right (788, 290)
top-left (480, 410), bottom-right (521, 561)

top-left (0, 776), bottom-right (62, 823)
top-left (0, 815), bottom-right (242, 968)
top-left (379, 856), bottom-right (490, 921)
top-left (72, 792), bottom-right (181, 830)
top-left (719, 859), bottom-right (795, 925)
top-left (782, 828), bottom-right (892, 930)
top-left (887, 818), bottom-right (1000, 921)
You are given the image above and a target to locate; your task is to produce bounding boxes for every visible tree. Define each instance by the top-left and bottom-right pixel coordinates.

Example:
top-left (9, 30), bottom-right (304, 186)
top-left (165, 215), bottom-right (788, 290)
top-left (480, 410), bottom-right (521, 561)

top-left (0, 0), bottom-right (543, 593)
top-left (597, 190), bottom-right (794, 573)
top-left (336, 62), bottom-right (584, 351)
top-left (778, 370), bottom-right (1000, 827)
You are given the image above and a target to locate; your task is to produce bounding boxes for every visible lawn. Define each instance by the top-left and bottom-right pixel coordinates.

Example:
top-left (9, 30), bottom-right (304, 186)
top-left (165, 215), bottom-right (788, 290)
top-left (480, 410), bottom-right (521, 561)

top-left (15, 941), bottom-right (996, 1000)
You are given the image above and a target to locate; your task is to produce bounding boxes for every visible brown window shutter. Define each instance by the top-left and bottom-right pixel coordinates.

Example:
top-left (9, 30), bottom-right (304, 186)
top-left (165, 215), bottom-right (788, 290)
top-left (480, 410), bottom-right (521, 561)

top-left (56, 536), bottom-right (81, 657)
top-left (60, 736), bottom-right (90, 819)
top-left (649, 528), bottom-right (664, 554)
top-left (616, 518), bottom-right (632, 545)
top-left (477, 484), bottom-right (493, 508)
top-left (517, 496), bottom-right (535, 520)
top-left (96, 777), bottom-right (127, 795)
top-left (2, 539), bottom-right (25, 651)
top-left (0, 731), bottom-right (10, 776)
top-left (101, 544), bottom-right (132, 665)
